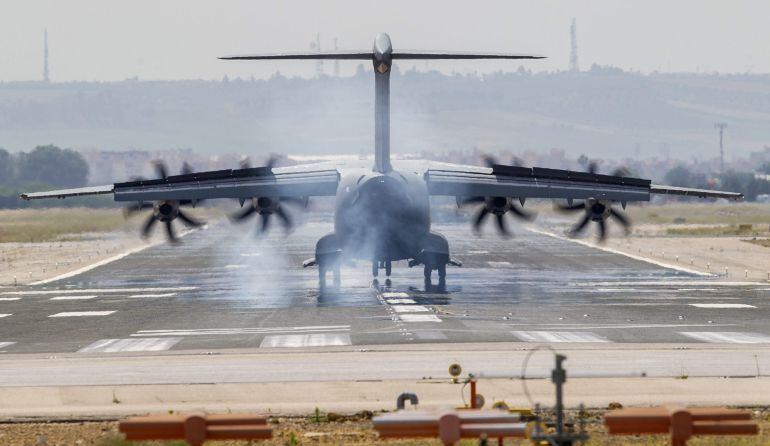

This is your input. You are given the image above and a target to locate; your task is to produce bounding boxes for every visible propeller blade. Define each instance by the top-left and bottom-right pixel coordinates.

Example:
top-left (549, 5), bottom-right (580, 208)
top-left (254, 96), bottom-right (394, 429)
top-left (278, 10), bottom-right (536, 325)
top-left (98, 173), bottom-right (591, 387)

top-left (141, 215), bottom-right (158, 238)
top-left (181, 162), bottom-right (194, 175)
top-left (598, 219), bottom-right (607, 241)
top-left (587, 161), bottom-right (598, 174)
top-left (610, 208), bottom-right (632, 234)
top-left (275, 206), bottom-right (293, 229)
top-left (177, 210), bottom-right (203, 228)
top-left (124, 202), bottom-right (152, 217)
top-left (265, 156), bottom-right (278, 169)
top-left (611, 166), bottom-right (631, 177)
top-left (569, 214), bottom-right (591, 236)
top-left (509, 204), bottom-right (535, 221)
top-left (473, 207), bottom-right (489, 231)
top-left (164, 220), bottom-right (178, 243)
top-left (153, 160), bottom-right (169, 179)
top-left (239, 157), bottom-right (252, 169)
top-left (483, 155), bottom-right (498, 168)
top-left (230, 206), bottom-right (257, 222)
top-left (495, 213), bottom-right (511, 237)
top-left (511, 156), bottom-right (524, 167)
top-left (258, 213), bottom-right (270, 234)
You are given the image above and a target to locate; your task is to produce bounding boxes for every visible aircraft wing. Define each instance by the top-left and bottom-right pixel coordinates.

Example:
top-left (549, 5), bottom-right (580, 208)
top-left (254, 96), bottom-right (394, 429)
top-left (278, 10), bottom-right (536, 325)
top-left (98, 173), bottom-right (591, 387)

top-left (424, 163), bottom-right (743, 202)
top-left (21, 166), bottom-right (340, 202)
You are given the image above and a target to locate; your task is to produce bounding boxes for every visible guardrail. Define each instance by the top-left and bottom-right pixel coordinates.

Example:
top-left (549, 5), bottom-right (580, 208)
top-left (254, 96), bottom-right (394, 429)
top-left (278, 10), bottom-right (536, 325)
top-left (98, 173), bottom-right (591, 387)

top-left (604, 405), bottom-right (758, 446)
top-left (119, 413), bottom-right (272, 446)
top-left (373, 410), bottom-right (526, 445)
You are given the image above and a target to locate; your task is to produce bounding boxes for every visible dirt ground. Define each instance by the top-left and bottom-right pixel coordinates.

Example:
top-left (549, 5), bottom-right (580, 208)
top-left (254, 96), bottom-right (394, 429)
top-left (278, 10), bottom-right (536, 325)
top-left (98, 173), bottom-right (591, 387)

top-left (0, 409), bottom-right (766, 446)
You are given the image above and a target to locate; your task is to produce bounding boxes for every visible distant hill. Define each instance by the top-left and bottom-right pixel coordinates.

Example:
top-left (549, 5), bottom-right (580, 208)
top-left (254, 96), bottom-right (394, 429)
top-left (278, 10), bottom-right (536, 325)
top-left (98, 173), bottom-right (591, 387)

top-left (1, 67), bottom-right (769, 160)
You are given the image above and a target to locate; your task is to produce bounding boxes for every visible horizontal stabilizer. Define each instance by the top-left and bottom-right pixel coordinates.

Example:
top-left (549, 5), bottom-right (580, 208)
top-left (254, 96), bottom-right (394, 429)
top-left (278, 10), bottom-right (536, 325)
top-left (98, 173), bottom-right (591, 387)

top-left (219, 51), bottom-right (373, 60)
top-left (392, 51), bottom-right (545, 60)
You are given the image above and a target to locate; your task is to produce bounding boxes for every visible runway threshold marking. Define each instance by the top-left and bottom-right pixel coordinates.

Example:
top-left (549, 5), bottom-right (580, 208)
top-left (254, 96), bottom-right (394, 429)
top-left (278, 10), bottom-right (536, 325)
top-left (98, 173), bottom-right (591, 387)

top-left (129, 293), bottom-right (177, 298)
top-left (259, 333), bottom-right (351, 348)
top-left (131, 325), bottom-right (351, 337)
top-left (511, 331), bottom-right (610, 343)
top-left (391, 305), bottom-right (430, 313)
top-left (79, 338), bottom-right (182, 353)
top-left (679, 332), bottom-right (770, 344)
top-left (48, 311), bottom-right (116, 318)
top-left (689, 303), bottom-right (756, 309)
top-left (398, 314), bottom-right (442, 323)
top-left (386, 298), bottom-right (416, 304)
top-left (49, 295), bottom-right (97, 301)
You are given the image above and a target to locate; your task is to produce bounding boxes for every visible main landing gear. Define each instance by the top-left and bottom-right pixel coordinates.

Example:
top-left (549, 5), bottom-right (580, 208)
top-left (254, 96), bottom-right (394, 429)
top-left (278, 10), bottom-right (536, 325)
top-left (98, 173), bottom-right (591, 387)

top-left (372, 260), bottom-right (393, 287)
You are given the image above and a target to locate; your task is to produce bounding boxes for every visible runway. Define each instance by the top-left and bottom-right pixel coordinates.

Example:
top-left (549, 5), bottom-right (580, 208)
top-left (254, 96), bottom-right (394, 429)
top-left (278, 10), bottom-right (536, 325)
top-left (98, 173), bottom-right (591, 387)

top-left (0, 219), bottom-right (768, 359)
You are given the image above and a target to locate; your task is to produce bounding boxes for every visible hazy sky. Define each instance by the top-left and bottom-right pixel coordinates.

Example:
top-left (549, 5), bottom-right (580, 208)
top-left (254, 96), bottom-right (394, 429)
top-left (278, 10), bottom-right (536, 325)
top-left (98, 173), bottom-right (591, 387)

top-left (1, 0), bottom-right (769, 82)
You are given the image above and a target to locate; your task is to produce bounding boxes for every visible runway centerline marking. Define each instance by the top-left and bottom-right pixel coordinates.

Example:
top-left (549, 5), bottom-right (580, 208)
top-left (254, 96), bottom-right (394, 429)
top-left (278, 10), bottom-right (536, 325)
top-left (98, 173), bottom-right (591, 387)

top-left (260, 333), bottom-right (351, 348)
top-left (0, 342), bottom-right (16, 349)
top-left (679, 332), bottom-right (770, 344)
top-left (488, 261), bottom-right (512, 267)
top-left (48, 311), bottom-right (116, 318)
top-left (689, 303), bottom-right (756, 309)
top-left (79, 338), bottom-right (182, 353)
top-left (0, 314), bottom-right (12, 318)
top-left (50, 295), bottom-right (97, 301)
top-left (0, 298), bottom-right (20, 301)
top-left (511, 331), bottom-right (610, 343)
top-left (399, 314), bottom-right (442, 323)
top-left (391, 305), bottom-right (429, 313)
top-left (381, 292), bottom-right (410, 298)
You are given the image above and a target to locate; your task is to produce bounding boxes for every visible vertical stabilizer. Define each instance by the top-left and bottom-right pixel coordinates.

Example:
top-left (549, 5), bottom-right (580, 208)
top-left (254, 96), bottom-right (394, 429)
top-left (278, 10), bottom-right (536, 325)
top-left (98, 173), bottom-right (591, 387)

top-left (372, 33), bottom-right (393, 173)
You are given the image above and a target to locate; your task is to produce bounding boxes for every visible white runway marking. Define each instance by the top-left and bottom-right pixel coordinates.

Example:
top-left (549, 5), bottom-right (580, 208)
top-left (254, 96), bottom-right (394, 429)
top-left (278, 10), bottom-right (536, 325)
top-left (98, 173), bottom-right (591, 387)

top-left (50, 295), bottom-right (97, 301)
top-left (468, 250), bottom-right (489, 254)
top-left (79, 338), bottom-right (182, 353)
top-left (129, 293), bottom-right (177, 298)
top-left (511, 331), bottom-right (610, 343)
top-left (381, 292), bottom-right (410, 298)
top-left (260, 333), bottom-right (351, 348)
top-left (690, 303), bottom-right (756, 309)
top-left (0, 298), bottom-right (20, 301)
top-left (224, 264), bottom-right (248, 269)
top-left (132, 325), bottom-right (351, 337)
top-left (48, 311), bottom-right (116, 318)
top-left (679, 332), bottom-right (770, 344)
top-left (0, 314), bottom-right (12, 318)
top-left (2, 287), bottom-right (197, 296)
top-left (508, 323), bottom-right (736, 329)
top-left (0, 342), bottom-right (15, 349)
top-left (488, 261), bottom-right (512, 267)
top-left (399, 314), bottom-right (442, 323)
top-left (240, 253), bottom-right (261, 257)
top-left (386, 298), bottom-right (416, 304)
top-left (526, 227), bottom-right (712, 276)
top-left (414, 330), bottom-right (448, 340)
top-left (391, 305), bottom-right (430, 313)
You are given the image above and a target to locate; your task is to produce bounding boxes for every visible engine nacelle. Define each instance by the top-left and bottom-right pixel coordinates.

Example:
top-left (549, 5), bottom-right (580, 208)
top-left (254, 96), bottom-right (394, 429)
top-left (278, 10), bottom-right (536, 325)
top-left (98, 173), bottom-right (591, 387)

top-left (153, 200), bottom-right (180, 222)
top-left (585, 198), bottom-right (612, 221)
top-left (484, 196), bottom-right (512, 215)
top-left (252, 196), bottom-right (280, 214)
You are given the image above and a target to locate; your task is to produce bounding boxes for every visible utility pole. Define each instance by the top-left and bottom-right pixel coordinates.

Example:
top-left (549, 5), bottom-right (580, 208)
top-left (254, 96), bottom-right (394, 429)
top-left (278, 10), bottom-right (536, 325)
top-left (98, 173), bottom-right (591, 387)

top-left (715, 122), bottom-right (727, 174)
top-left (43, 28), bottom-right (50, 83)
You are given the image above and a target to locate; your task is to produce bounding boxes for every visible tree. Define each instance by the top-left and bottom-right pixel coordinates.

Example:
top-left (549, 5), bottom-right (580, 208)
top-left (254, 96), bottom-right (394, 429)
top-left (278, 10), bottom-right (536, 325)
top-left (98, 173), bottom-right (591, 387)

top-left (663, 165), bottom-right (694, 188)
top-left (15, 145), bottom-right (89, 188)
top-left (0, 148), bottom-right (11, 185)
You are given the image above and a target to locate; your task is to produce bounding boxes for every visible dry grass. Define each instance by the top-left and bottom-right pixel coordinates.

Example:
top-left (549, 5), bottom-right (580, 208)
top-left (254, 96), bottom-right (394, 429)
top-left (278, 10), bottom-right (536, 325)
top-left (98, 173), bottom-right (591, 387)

top-left (625, 202), bottom-right (770, 226)
top-left (0, 208), bottom-right (126, 243)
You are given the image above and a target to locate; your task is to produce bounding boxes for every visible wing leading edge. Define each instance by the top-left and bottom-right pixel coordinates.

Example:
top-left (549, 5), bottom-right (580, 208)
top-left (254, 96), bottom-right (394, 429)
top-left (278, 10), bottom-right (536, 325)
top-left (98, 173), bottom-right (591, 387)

top-left (425, 164), bottom-right (743, 202)
top-left (21, 166), bottom-right (341, 202)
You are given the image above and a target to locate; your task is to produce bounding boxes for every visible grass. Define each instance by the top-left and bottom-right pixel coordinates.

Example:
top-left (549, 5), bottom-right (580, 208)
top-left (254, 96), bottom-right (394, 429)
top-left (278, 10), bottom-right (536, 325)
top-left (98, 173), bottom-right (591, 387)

top-left (0, 208), bottom-right (126, 243)
top-left (664, 225), bottom-right (763, 237)
top-left (625, 202), bottom-right (770, 226)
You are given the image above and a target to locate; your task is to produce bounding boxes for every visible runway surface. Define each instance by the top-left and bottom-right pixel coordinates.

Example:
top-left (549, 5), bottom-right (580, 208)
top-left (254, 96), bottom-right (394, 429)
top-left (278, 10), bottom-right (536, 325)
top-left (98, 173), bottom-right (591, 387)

top-left (0, 219), bottom-right (769, 360)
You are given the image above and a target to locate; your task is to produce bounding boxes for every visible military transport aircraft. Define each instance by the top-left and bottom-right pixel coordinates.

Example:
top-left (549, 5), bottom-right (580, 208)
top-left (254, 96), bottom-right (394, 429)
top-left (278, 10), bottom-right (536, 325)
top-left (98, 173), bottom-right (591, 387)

top-left (22, 33), bottom-right (742, 288)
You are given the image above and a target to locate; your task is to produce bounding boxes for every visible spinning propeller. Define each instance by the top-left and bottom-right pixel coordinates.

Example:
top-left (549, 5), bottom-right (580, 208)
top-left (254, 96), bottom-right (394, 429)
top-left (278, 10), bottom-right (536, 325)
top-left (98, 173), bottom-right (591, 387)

top-left (556, 161), bottom-right (633, 241)
top-left (229, 156), bottom-right (308, 235)
top-left (123, 160), bottom-right (205, 243)
top-left (458, 155), bottom-right (536, 237)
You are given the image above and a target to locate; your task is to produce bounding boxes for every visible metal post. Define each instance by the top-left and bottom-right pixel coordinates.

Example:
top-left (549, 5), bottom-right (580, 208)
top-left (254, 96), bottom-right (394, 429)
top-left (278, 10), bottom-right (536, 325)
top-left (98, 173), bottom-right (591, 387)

top-left (715, 122), bottom-right (727, 175)
top-left (470, 379), bottom-right (478, 409)
top-left (552, 354), bottom-right (567, 437)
